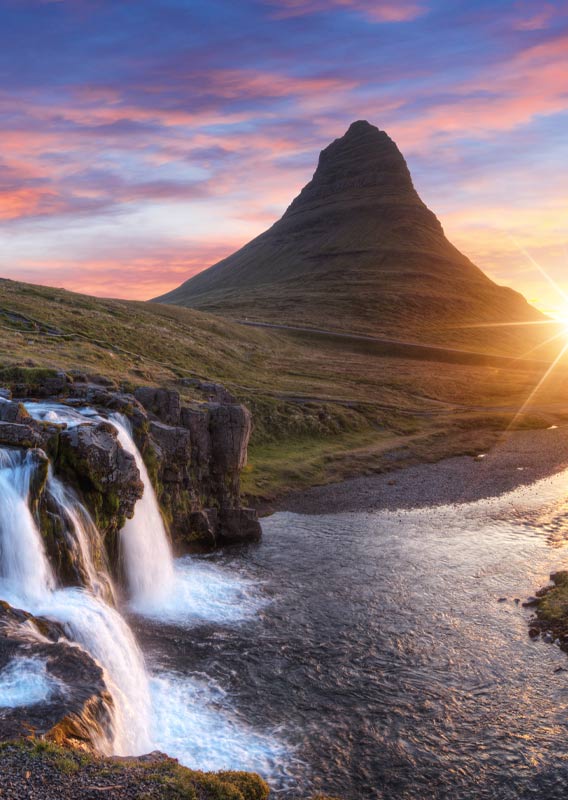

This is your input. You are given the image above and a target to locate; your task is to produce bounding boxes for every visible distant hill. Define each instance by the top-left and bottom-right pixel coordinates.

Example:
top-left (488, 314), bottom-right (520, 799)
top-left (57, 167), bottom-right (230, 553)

top-left (155, 120), bottom-right (556, 357)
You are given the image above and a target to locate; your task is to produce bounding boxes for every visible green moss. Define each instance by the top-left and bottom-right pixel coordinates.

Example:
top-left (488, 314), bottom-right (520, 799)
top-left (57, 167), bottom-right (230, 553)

top-left (0, 365), bottom-right (59, 384)
top-left (537, 573), bottom-right (568, 622)
top-left (0, 741), bottom-right (270, 800)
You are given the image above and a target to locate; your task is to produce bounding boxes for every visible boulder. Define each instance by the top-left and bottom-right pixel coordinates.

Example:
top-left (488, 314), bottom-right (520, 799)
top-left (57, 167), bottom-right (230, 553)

top-left (0, 421), bottom-right (43, 448)
top-left (0, 398), bottom-right (32, 424)
top-left (219, 508), bottom-right (262, 544)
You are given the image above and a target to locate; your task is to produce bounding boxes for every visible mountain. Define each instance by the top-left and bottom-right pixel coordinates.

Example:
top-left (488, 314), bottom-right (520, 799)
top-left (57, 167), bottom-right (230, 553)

top-left (154, 120), bottom-right (554, 356)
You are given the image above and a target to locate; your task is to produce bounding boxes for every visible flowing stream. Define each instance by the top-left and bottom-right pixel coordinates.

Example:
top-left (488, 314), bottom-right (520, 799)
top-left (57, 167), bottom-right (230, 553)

top-left (3, 402), bottom-right (568, 797)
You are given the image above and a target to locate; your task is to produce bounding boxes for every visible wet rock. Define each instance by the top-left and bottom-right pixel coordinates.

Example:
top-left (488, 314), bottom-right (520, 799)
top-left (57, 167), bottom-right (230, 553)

top-left (0, 387), bottom-right (12, 400)
top-left (219, 508), bottom-right (262, 544)
top-left (0, 421), bottom-right (43, 448)
top-left (57, 422), bottom-right (143, 560)
top-left (182, 509), bottom-right (218, 549)
top-left (0, 399), bottom-right (32, 424)
top-left (522, 597), bottom-right (539, 608)
top-left (0, 602), bottom-right (113, 750)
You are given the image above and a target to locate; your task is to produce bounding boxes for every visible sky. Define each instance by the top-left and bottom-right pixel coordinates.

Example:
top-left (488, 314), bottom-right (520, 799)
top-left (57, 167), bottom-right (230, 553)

top-left (0, 0), bottom-right (567, 316)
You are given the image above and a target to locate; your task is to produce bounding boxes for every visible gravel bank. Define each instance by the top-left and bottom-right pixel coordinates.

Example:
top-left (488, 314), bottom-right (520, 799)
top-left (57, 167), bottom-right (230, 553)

top-left (273, 426), bottom-right (568, 515)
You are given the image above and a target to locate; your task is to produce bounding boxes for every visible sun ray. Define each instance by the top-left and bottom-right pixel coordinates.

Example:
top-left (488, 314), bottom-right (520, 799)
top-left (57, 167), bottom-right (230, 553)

top-left (506, 340), bottom-right (568, 432)
top-left (508, 235), bottom-right (568, 309)
top-left (455, 319), bottom-right (559, 330)
top-left (506, 328), bottom-right (568, 365)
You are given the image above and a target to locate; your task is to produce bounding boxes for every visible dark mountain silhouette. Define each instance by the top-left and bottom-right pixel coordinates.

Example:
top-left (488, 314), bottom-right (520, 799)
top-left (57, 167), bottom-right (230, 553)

top-left (154, 120), bottom-right (554, 356)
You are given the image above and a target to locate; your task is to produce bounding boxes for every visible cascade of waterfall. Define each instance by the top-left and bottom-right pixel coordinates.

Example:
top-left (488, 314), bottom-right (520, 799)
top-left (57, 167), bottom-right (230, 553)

top-left (0, 449), bottom-right (55, 604)
top-left (46, 472), bottom-right (116, 604)
top-left (110, 414), bottom-right (175, 610)
top-left (0, 445), bottom-right (152, 755)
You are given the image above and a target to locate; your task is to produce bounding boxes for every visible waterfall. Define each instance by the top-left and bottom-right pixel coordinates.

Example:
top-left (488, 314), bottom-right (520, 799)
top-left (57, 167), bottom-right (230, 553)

top-left (46, 473), bottom-right (116, 605)
top-left (0, 449), bottom-right (55, 604)
top-left (0, 445), bottom-right (152, 755)
top-left (38, 589), bottom-right (152, 755)
top-left (110, 414), bottom-right (175, 610)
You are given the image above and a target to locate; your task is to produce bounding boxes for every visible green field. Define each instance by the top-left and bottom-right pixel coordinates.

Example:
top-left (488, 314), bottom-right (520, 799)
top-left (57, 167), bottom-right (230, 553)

top-left (2, 277), bottom-right (568, 503)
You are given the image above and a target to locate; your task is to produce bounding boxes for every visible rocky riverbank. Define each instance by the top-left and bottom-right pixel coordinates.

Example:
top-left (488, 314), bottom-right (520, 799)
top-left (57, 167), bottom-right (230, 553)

top-left (268, 425), bottom-right (568, 515)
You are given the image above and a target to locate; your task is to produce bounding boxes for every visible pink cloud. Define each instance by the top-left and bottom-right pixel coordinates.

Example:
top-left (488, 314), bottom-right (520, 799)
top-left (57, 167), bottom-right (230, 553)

top-left (10, 240), bottom-right (242, 300)
top-left (267, 0), bottom-right (426, 22)
top-left (512, 2), bottom-right (556, 30)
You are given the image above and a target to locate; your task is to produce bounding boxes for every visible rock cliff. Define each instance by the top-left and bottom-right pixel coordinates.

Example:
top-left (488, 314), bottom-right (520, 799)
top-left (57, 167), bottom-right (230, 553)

top-left (0, 372), bottom-right (261, 591)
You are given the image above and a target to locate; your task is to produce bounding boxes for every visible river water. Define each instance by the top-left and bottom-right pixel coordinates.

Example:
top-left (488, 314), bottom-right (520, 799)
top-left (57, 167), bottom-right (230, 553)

top-left (135, 470), bottom-right (568, 800)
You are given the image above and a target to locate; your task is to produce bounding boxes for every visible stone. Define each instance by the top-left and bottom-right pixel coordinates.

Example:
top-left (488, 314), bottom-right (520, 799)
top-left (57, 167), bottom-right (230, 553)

top-left (0, 421), bottom-right (43, 448)
top-left (208, 403), bottom-right (252, 475)
top-left (218, 508), bottom-right (262, 544)
top-left (0, 601), bottom-right (113, 750)
top-left (0, 399), bottom-right (32, 424)
top-left (148, 421), bottom-right (192, 483)
top-left (522, 597), bottom-right (539, 608)
top-left (134, 386), bottom-right (181, 425)
top-left (57, 422), bottom-right (143, 559)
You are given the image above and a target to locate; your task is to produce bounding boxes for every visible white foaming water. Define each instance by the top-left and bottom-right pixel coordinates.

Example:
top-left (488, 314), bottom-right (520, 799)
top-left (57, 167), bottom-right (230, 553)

top-left (0, 657), bottom-right (62, 708)
top-left (110, 414), bottom-right (175, 609)
top-left (0, 408), bottom-right (284, 776)
top-left (24, 402), bottom-right (98, 427)
top-left (0, 449), bottom-right (55, 604)
top-left (36, 588), bottom-right (153, 755)
top-left (47, 473), bottom-right (116, 604)
top-left (139, 556), bottom-right (266, 626)
top-left (149, 672), bottom-right (287, 774)
top-left (0, 446), bottom-right (151, 755)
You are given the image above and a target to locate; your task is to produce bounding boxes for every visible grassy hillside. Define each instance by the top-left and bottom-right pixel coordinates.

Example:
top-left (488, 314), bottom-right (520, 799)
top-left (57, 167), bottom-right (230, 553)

top-left (2, 278), bottom-right (568, 503)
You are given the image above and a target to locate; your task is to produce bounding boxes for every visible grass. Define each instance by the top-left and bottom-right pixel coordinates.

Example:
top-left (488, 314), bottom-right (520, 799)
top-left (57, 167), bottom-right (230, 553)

top-left (0, 740), bottom-right (270, 799)
top-left (2, 277), bottom-right (568, 502)
top-left (0, 740), bottom-right (343, 798)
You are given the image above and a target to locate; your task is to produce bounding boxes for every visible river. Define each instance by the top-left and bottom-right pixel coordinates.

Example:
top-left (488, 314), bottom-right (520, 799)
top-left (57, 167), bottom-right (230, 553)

top-left (135, 470), bottom-right (568, 799)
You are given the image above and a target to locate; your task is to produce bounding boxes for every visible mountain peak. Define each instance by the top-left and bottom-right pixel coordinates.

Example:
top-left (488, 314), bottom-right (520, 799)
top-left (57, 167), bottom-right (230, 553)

top-left (285, 121), bottom-right (415, 217)
top-left (154, 120), bottom-right (545, 357)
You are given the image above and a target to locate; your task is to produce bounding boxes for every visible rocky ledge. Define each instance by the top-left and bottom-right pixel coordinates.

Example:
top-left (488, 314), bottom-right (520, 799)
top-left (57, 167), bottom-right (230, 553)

top-left (0, 602), bottom-right (113, 750)
top-left (0, 370), bottom-right (261, 571)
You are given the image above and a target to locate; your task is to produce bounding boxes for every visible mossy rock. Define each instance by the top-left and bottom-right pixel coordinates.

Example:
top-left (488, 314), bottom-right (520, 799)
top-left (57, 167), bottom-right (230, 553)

top-left (0, 741), bottom-right (270, 800)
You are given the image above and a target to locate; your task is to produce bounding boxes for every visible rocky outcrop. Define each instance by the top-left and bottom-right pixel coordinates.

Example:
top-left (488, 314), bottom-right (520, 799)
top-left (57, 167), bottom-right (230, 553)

top-left (0, 602), bottom-right (113, 750)
top-left (0, 372), bottom-right (260, 567)
top-left (58, 421), bottom-right (143, 542)
top-left (0, 740), bottom-right (270, 800)
top-left (133, 387), bottom-right (261, 550)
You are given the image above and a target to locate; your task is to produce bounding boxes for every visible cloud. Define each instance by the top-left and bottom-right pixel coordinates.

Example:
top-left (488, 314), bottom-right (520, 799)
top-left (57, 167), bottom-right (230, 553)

top-left (266, 0), bottom-right (427, 22)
